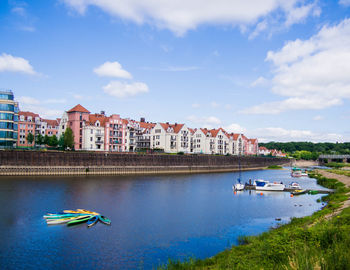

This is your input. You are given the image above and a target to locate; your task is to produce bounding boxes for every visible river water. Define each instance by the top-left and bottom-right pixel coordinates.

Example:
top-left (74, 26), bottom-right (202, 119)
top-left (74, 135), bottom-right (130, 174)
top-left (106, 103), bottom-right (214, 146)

top-left (0, 168), bottom-right (326, 269)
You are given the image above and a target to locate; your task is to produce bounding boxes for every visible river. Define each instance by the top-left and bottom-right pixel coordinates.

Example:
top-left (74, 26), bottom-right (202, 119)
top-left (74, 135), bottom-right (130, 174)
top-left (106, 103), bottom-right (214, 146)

top-left (0, 168), bottom-right (326, 269)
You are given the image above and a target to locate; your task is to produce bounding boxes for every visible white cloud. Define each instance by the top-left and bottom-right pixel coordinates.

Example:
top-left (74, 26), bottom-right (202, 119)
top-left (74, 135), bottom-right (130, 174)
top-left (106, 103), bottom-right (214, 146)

top-left (94, 61), bottom-right (132, 79)
top-left (63, 0), bottom-right (320, 36)
top-left (242, 19), bottom-right (350, 114)
top-left (224, 123), bottom-right (246, 133)
top-left (284, 2), bottom-right (320, 27)
top-left (0, 53), bottom-right (37, 75)
top-left (187, 115), bottom-right (221, 129)
top-left (252, 127), bottom-right (344, 143)
top-left (249, 20), bottom-right (267, 39)
top-left (339, 0), bottom-right (350, 7)
top-left (18, 96), bottom-right (40, 105)
top-left (103, 81), bottom-right (149, 98)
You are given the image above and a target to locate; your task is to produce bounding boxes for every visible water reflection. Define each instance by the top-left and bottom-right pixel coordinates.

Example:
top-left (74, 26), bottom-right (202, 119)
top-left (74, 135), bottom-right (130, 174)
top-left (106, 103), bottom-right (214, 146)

top-left (0, 169), bottom-right (325, 269)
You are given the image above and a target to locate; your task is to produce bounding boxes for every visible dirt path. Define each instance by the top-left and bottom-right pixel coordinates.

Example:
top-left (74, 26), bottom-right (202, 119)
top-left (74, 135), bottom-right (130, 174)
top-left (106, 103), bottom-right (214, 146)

top-left (315, 170), bottom-right (350, 221)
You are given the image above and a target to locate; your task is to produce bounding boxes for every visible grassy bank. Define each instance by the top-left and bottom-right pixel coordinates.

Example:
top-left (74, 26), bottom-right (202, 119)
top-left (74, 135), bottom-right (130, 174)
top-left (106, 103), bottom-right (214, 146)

top-left (266, 165), bottom-right (283, 170)
top-left (161, 172), bottom-right (350, 269)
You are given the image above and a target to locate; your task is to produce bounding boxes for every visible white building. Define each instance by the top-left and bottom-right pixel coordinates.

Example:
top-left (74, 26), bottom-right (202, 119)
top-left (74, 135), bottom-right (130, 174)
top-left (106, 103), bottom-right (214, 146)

top-left (82, 114), bottom-right (106, 151)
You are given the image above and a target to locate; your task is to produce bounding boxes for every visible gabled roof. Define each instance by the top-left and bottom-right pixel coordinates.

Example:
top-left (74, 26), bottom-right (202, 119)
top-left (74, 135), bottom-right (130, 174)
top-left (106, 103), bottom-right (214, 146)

top-left (159, 123), bottom-right (184, 134)
top-left (200, 128), bottom-right (209, 135)
top-left (140, 122), bottom-right (156, 129)
top-left (19, 111), bottom-right (40, 120)
top-left (249, 138), bottom-right (258, 144)
top-left (67, 104), bottom-right (90, 113)
top-left (42, 119), bottom-right (59, 127)
top-left (87, 114), bottom-right (108, 126)
top-left (232, 134), bottom-right (241, 140)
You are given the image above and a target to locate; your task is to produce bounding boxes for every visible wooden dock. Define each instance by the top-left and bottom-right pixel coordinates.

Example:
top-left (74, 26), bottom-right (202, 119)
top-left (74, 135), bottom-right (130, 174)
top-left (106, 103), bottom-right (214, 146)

top-left (244, 184), bottom-right (333, 194)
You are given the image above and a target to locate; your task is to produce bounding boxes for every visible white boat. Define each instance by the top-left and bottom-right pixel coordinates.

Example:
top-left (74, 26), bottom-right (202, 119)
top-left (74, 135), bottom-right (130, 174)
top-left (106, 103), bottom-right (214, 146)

top-left (254, 179), bottom-right (285, 191)
top-left (233, 183), bottom-right (245, 191)
top-left (289, 182), bottom-right (301, 189)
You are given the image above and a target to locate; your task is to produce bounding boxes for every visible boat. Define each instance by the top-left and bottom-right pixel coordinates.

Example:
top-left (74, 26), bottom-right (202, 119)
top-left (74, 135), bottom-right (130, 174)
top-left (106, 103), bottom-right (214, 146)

top-left (46, 215), bottom-right (92, 225)
top-left (98, 215), bottom-right (111, 225)
top-left (232, 159), bottom-right (245, 191)
top-left (288, 182), bottom-right (301, 189)
top-left (308, 190), bottom-right (319, 195)
top-left (291, 167), bottom-right (302, 177)
top-left (291, 189), bottom-right (307, 195)
top-left (254, 179), bottom-right (285, 191)
top-left (87, 215), bottom-right (99, 227)
top-left (67, 215), bottom-right (94, 226)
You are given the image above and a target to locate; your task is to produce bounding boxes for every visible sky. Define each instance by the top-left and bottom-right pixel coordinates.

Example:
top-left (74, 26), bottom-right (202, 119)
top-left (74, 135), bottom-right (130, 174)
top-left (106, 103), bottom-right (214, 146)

top-left (1, 0), bottom-right (350, 143)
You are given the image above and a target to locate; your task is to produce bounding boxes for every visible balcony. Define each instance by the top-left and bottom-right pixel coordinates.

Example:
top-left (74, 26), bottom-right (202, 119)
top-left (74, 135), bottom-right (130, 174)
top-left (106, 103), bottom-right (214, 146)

top-left (95, 140), bottom-right (103, 144)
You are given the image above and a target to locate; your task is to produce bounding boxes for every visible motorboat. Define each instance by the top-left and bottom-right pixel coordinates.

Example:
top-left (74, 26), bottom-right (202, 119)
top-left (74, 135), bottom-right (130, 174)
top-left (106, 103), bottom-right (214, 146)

top-left (289, 182), bottom-right (301, 189)
top-left (291, 167), bottom-right (302, 177)
top-left (254, 179), bottom-right (285, 191)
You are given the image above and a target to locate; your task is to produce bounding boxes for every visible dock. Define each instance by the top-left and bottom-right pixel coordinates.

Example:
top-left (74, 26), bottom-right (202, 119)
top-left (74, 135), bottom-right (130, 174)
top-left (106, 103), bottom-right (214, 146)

top-left (244, 184), bottom-right (333, 194)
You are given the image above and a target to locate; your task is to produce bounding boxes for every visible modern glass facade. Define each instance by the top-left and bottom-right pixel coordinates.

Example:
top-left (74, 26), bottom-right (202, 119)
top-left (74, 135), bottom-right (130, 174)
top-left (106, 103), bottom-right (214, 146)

top-left (0, 90), bottom-right (18, 148)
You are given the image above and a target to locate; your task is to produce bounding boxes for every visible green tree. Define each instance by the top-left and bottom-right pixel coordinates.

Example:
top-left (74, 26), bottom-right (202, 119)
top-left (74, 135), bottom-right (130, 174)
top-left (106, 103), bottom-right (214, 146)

top-left (64, 127), bottom-right (74, 150)
top-left (35, 134), bottom-right (44, 146)
top-left (58, 134), bottom-right (65, 149)
top-left (26, 133), bottom-right (34, 145)
top-left (44, 135), bottom-right (50, 145)
top-left (49, 135), bottom-right (58, 147)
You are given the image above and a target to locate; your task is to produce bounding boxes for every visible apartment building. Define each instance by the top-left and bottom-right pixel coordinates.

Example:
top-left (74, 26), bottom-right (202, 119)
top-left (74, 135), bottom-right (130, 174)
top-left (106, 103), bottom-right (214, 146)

top-left (0, 90), bottom-right (18, 148)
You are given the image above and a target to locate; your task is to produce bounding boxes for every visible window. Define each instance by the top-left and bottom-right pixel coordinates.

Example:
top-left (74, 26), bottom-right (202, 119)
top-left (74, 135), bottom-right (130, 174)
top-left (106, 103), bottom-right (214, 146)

top-left (155, 129), bottom-right (161, 133)
top-left (91, 130), bottom-right (93, 134)
top-left (90, 137), bottom-right (92, 142)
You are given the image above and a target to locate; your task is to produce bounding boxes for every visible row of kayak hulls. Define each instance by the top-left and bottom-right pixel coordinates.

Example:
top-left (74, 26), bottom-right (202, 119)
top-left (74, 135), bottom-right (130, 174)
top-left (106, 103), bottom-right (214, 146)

top-left (44, 209), bottom-right (111, 227)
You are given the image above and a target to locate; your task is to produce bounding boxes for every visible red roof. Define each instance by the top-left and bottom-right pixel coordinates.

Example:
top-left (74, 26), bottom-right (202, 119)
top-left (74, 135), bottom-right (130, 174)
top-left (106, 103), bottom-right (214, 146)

top-left (19, 111), bottom-right (40, 120)
top-left (140, 122), bottom-right (156, 129)
top-left (67, 104), bottom-right (90, 113)
top-left (160, 123), bottom-right (184, 134)
top-left (87, 114), bottom-right (108, 126)
top-left (42, 119), bottom-right (59, 127)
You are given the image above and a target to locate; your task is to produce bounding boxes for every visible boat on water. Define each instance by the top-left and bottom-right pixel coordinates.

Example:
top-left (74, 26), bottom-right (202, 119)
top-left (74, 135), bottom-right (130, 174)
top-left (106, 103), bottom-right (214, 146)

top-left (254, 179), bottom-right (285, 191)
top-left (291, 167), bottom-right (302, 177)
top-left (232, 160), bottom-right (245, 191)
top-left (291, 189), bottom-right (307, 195)
top-left (288, 182), bottom-right (301, 189)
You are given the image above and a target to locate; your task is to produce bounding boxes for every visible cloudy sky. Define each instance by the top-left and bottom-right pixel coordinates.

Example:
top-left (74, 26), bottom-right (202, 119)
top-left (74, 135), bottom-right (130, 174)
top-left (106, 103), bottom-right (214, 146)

top-left (1, 0), bottom-right (350, 142)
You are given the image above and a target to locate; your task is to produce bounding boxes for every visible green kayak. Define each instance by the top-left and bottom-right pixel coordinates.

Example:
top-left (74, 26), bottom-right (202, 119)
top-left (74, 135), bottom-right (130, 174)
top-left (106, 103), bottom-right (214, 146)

top-left (98, 215), bottom-right (111, 225)
top-left (67, 215), bottom-right (93, 226)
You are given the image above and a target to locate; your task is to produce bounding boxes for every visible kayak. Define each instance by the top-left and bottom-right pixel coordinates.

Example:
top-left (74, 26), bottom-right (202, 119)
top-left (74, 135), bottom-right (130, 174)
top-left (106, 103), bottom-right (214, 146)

top-left (46, 215), bottom-right (92, 225)
top-left (63, 209), bottom-right (100, 215)
top-left (67, 215), bottom-right (94, 226)
top-left (291, 189), bottom-right (307, 195)
top-left (98, 215), bottom-right (111, 225)
top-left (44, 213), bottom-right (87, 219)
top-left (87, 215), bottom-right (99, 228)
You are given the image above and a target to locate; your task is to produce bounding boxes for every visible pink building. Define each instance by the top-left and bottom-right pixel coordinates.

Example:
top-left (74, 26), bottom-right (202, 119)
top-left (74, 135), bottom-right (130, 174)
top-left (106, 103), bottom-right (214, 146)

top-left (67, 104), bottom-right (90, 150)
top-left (17, 111), bottom-right (39, 147)
top-left (105, 114), bottom-right (125, 152)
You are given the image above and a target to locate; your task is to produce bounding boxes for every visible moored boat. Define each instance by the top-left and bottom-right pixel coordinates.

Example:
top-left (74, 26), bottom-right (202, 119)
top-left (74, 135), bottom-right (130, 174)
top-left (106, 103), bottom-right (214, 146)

top-left (87, 215), bottom-right (99, 228)
top-left (46, 215), bottom-right (92, 225)
top-left (254, 179), bottom-right (285, 191)
top-left (98, 215), bottom-right (111, 225)
top-left (67, 215), bottom-right (94, 226)
top-left (288, 182), bottom-right (301, 189)
top-left (291, 189), bottom-right (307, 195)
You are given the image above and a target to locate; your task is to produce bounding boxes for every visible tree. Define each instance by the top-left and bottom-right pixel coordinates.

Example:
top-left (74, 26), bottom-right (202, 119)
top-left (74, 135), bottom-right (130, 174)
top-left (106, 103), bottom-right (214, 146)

top-left (49, 135), bottom-right (58, 147)
top-left (35, 134), bottom-right (44, 146)
top-left (58, 134), bottom-right (65, 149)
top-left (64, 127), bottom-right (74, 150)
top-left (26, 133), bottom-right (34, 145)
top-left (44, 135), bottom-right (50, 145)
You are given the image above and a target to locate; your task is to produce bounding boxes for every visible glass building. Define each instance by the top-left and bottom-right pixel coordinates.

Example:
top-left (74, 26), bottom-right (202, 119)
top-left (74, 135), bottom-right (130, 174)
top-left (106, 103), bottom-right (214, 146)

top-left (0, 90), bottom-right (18, 148)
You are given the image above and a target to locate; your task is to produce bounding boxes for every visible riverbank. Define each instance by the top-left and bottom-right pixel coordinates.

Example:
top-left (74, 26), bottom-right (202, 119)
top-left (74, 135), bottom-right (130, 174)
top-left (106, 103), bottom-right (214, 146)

top-left (162, 170), bottom-right (350, 269)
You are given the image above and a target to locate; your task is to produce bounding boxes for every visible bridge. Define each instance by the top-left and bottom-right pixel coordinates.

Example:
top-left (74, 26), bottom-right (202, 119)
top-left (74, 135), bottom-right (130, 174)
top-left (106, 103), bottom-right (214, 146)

top-left (318, 154), bottom-right (350, 164)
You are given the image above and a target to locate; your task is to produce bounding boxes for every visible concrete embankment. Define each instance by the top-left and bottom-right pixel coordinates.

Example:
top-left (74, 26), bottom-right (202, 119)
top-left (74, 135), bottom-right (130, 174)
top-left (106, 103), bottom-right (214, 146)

top-left (0, 150), bottom-right (287, 176)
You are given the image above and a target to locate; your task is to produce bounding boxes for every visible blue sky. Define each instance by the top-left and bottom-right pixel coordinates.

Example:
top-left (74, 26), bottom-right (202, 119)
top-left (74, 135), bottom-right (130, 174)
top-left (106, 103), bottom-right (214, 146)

top-left (1, 0), bottom-right (350, 142)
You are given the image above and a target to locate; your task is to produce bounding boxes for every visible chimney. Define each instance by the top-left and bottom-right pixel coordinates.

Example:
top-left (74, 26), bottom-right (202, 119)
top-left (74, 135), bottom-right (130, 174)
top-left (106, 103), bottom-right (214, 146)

top-left (100, 111), bottom-right (105, 115)
top-left (140, 117), bottom-right (145, 122)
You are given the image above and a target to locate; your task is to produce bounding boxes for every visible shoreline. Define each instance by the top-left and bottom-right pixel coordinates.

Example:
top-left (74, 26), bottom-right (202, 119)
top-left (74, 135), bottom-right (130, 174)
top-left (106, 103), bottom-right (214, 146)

top-left (162, 169), bottom-right (350, 269)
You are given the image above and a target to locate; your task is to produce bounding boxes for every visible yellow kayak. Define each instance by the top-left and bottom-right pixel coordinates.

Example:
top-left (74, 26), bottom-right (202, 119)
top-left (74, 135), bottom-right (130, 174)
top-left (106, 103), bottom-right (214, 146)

top-left (63, 209), bottom-right (100, 215)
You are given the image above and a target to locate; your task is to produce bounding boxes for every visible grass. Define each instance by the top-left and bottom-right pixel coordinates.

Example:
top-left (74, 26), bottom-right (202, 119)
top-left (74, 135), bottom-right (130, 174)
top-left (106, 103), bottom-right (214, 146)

top-left (327, 162), bottom-right (350, 168)
top-left (159, 171), bottom-right (350, 270)
top-left (328, 169), bottom-right (350, 178)
top-left (267, 165), bottom-right (283, 169)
